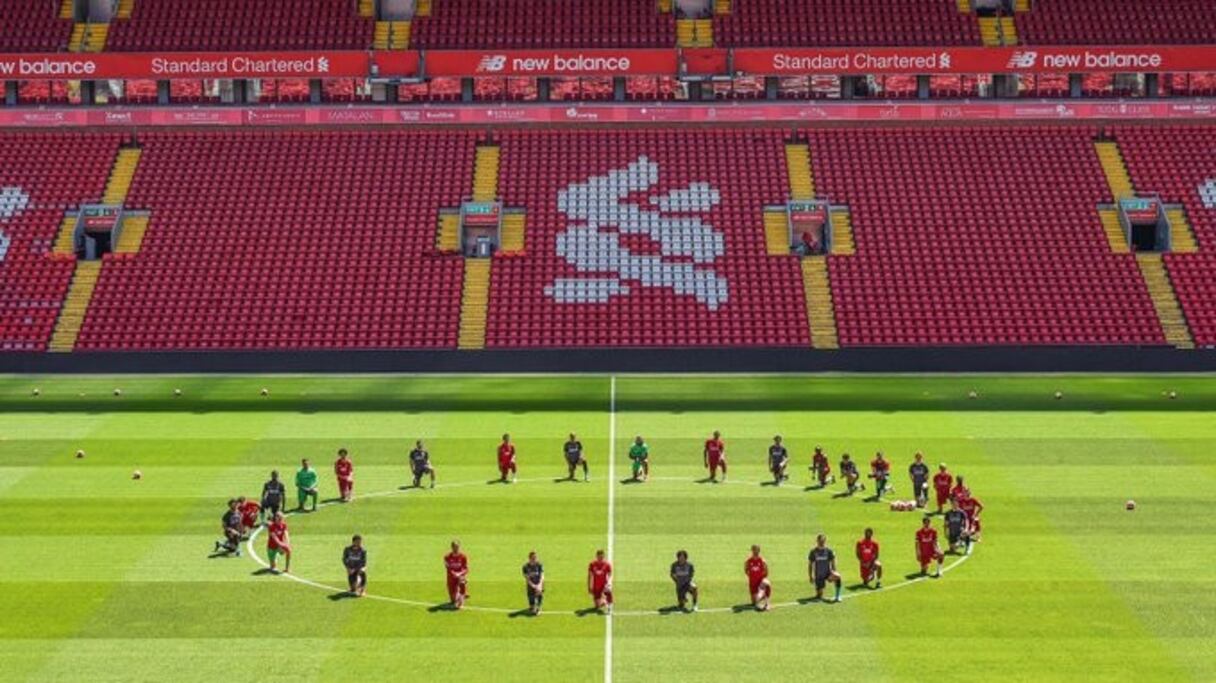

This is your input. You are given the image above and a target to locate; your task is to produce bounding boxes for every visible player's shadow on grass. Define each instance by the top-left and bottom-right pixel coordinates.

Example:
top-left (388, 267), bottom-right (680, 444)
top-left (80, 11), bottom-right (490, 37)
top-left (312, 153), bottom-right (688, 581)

top-left (251, 568), bottom-right (278, 576)
top-left (321, 497), bottom-right (344, 505)
top-left (619, 478), bottom-right (645, 485)
top-left (485, 479), bottom-right (511, 485)
top-left (427, 603), bottom-right (460, 613)
top-left (552, 477), bottom-right (581, 484)
top-left (574, 606), bottom-right (603, 617)
top-left (207, 551), bottom-right (238, 559)
top-left (507, 608), bottom-right (538, 619)
top-left (730, 603), bottom-right (760, 613)
top-left (694, 477), bottom-right (721, 485)
top-left (657, 605), bottom-right (690, 615)
top-left (327, 591), bottom-right (358, 602)
top-left (904, 571), bottom-right (935, 580)
top-left (831, 491), bottom-right (855, 499)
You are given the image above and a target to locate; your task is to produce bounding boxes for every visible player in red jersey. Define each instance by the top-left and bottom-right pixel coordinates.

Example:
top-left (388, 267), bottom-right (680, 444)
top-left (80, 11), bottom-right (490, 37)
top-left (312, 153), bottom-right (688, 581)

top-left (869, 451), bottom-right (892, 498)
top-left (444, 540), bottom-right (469, 609)
top-left (932, 464), bottom-right (954, 514)
top-left (957, 493), bottom-right (984, 542)
top-left (703, 431), bottom-right (727, 483)
top-left (744, 545), bottom-right (772, 611)
top-left (950, 475), bottom-right (970, 506)
top-left (809, 446), bottom-right (834, 488)
top-left (266, 512), bottom-right (291, 573)
top-left (855, 527), bottom-right (883, 589)
top-left (334, 448), bottom-right (354, 502)
top-left (587, 549), bottom-right (614, 613)
top-left (915, 516), bottom-right (943, 577)
top-left (237, 496), bottom-right (261, 536)
top-left (497, 433), bottom-right (517, 484)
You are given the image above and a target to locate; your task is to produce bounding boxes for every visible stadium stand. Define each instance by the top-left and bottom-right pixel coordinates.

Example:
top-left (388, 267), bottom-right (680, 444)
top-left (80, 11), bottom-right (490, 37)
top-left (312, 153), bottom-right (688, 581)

top-left (808, 126), bottom-right (1165, 346)
top-left (104, 0), bottom-right (373, 51)
top-left (0, 133), bottom-right (120, 351)
top-left (409, 0), bottom-right (676, 49)
top-left (713, 0), bottom-right (980, 47)
top-left (0, 0), bottom-right (73, 52)
top-left (74, 131), bottom-right (471, 350)
top-left (486, 129), bottom-right (809, 348)
top-left (1115, 126), bottom-right (1216, 346)
top-left (1015, 0), bottom-right (1216, 45)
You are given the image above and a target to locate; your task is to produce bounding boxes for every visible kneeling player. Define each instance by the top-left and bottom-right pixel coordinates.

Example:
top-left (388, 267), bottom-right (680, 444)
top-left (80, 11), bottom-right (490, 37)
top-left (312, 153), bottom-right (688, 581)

top-left (670, 550), bottom-right (698, 612)
top-left (908, 452), bottom-right (930, 508)
top-left (260, 470), bottom-right (286, 524)
top-left (444, 540), bottom-right (469, 609)
top-left (869, 451), bottom-right (892, 498)
top-left (958, 493), bottom-right (984, 543)
top-left (768, 435), bottom-right (789, 485)
top-left (237, 496), bottom-right (260, 538)
top-left (410, 440), bottom-right (436, 488)
top-left (214, 499), bottom-right (243, 556)
top-left (855, 528), bottom-right (883, 589)
top-left (267, 512), bottom-right (291, 573)
top-left (628, 436), bottom-right (650, 482)
top-left (522, 551), bottom-right (545, 615)
top-left (497, 434), bottom-right (517, 484)
top-left (588, 549), bottom-right (614, 613)
top-left (334, 448), bottom-right (354, 502)
top-left (564, 433), bottom-right (589, 482)
top-left (943, 499), bottom-right (970, 555)
top-left (745, 545), bottom-right (771, 611)
top-left (840, 454), bottom-right (863, 495)
top-left (809, 534), bottom-right (842, 602)
top-left (915, 516), bottom-right (944, 577)
top-left (810, 446), bottom-right (834, 487)
top-left (704, 431), bottom-right (727, 483)
top-left (343, 534), bottom-right (368, 597)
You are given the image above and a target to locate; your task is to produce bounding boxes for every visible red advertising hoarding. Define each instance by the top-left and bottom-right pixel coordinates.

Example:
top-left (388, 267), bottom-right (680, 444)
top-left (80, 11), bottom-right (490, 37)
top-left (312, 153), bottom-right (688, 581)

top-left (0, 51), bottom-right (418, 80)
top-left (2, 101), bottom-right (1216, 129)
top-left (423, 49), bottom-right (677, 77)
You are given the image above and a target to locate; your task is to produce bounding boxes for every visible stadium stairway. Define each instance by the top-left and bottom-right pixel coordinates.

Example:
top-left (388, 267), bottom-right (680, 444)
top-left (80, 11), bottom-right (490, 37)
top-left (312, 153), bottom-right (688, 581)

top-left (500, 212), bottom-right (526, 253)
top-left (1137, 254), bottom-right (1195, 348)
top-left (59, 0), bottom-right (74, 19)
top-left (976, 15), bottom-right (1015, 46)
top-left (658, 0), bottom-right (672, 12)
top-left (829, 209), bottom-right (856, 256)
top-left (1014, 0), bottom-right (1031, 12)
top-left (69, 22), bottom-right (108, 52)
top-left (455, 143), bottom-right (504, 349)
top-left (1098, 208), bottom-right (1129, 253)
top-left (763, 210), bottom-right (789, 255)
top-left (714, 0), bottom-right (732, 15)
top-left (374, 20), bottom-right (410, 49)
top-left (415, 0), bottom-right (431, 17)
top-left (358, 0), bottom-right (375, 18)
top-left (956, 0), bottom-right (972, 13)
top-left (436, 212), bottom-right (460, 252)
top-left (784, 143), bottom-right (815, 201)
top-left (783, 142), bottom-right (840, 349)
top-left (458, 260), bottom-right (491, 349)
top-left (52, 216), bottom-right (78, 255)
top-left (48, 261), bottom-right (101, 352)
top-left (103, 148), bottom-right (142, 204)
top-left (677, 19), bottom-right (713, 47)
top-left (114, 214), bottom-right (149, 254)
top-left (116, 0), bottom-right (134, 19)
top-left (1095, 140), bottom-right (1196, 348)
top-left (1166, 207), bottom-right (1199, 253)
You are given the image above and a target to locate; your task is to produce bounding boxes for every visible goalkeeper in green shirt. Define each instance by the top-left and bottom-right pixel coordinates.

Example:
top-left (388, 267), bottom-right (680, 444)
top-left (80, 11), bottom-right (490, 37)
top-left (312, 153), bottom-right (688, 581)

top-left (295, 458), bottom-right (319, 512)
top-left (628, 436), bottom-right (650, 482)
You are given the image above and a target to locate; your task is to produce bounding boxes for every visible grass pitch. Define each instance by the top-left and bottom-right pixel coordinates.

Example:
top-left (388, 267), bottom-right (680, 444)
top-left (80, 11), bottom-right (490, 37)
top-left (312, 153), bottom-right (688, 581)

top-left (0, 374), bottom-right (1214, 682)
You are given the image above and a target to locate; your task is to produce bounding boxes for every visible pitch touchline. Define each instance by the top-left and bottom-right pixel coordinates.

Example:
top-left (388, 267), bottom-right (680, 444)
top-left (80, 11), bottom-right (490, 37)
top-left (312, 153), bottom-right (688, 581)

top-left (244, 476), bottom-right (973, 617)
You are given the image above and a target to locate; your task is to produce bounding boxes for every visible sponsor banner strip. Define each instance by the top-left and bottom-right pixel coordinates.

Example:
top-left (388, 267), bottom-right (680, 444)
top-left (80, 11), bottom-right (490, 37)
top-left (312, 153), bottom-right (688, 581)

top-left (4, 46), bottom-right (1216, 81)
top-left (2, 101), bottom-right (1215, 128)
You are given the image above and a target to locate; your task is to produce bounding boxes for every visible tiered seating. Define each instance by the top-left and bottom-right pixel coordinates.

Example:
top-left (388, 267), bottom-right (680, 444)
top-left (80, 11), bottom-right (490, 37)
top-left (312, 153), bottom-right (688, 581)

top-left (75, 131), bottom-right (473, 350)
top-left (714, 0), bottom-right (979, 46)
top-left (486, 129), bottom-right (809, 348)
top-left (1016, 0), bottom-right (1216, 44)
top-left (105, 0), bottom-right (372, 51)
top-left (0, 0), bottom-right (72, 52)
top-left (0, 133), bottom-right (120, 351)
top-left (410, 0), bottom-right (675, 48)
top-left (1115, 126), bottom-right (1216, 346)
top-left (808, 127), bottom-right (1164, 347)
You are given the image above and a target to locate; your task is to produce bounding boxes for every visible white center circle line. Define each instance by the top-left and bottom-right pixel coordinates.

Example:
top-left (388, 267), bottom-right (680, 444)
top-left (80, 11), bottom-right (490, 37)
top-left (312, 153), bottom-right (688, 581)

top-left (243, 476), bottom-right (974, 617)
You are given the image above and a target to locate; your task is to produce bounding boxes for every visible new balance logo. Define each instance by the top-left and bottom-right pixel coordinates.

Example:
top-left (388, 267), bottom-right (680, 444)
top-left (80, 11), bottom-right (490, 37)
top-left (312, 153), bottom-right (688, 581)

top-left (476, 55), bottom-right (507, 73)
top-left (1006, 51), bottom-right (1038, 69)
top-left (546, 157), bottom-right (728, 310)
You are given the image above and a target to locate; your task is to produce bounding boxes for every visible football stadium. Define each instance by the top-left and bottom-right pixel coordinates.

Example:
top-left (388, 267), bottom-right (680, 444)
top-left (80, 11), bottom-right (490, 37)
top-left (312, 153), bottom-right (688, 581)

top-left (2, 1), bottom-right (1216, 682)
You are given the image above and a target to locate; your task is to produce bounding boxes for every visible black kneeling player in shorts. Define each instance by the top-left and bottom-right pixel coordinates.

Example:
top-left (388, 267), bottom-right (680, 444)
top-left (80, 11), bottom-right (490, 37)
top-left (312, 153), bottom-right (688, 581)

top-left (260, 471), bottom-right (286, 523)
top-left (768, 435), bottom-right (790, 485)
top-left (409, 440), bottom-right (436, 488)
top-left (909, 452), bottom-right (930, 508)
top-left (944, 499), bottom-right (970, 554)
top-left (670, 550), bottom-right (699, 612)
top-left (214, 499), bottom-right (243, 556)
top-left (343, 535), bottom-right (368, 597)
top-left (522, 551), bottom-right (545, 615)
top-left (808, 534), bottom-right (842, 603)
top-left (840, 454), bottom-right (863, 495)
top-left (564, 433), bottom-right (589, 482)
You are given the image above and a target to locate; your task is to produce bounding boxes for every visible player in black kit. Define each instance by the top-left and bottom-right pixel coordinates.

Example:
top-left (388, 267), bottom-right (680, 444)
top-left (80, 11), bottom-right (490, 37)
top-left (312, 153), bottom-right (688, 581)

top-left (563, 433), bottom-right (589, 482)
top-left (343, 534), bottom-right (368, 597)
top-left (670, 550), bottom-right (699, 612)
top-left (522, 551), bottom-right (545, 615)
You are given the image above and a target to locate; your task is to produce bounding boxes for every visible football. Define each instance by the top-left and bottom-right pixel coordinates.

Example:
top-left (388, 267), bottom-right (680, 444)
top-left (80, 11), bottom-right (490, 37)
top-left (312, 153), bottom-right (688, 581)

top-left (1126, 500), bottom-right (1136, 510)
top-left (260, 388), bottom-right (269, 396)
top-left (1168, 391), bottom-right (1177, 400)
top-left (173, 388), bottom-right (182, 397)
top-left (113, 388), bottom-right (122, 396)
top-left (1054, 391), bottom-right (1064, 400)
top-left (968, 390), bottom-right (978, 399)
top-left (32, 388), bottom-right (40, 396)
top-left (132, 470), bottom-right (142, 480)
top-left (75, 449), bottom-right (85, 459)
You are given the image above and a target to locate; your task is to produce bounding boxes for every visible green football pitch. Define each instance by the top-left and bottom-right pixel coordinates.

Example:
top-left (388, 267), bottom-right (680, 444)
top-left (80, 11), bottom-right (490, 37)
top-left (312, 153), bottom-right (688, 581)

top-left (1, 374), bottom-right (1215, 683)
